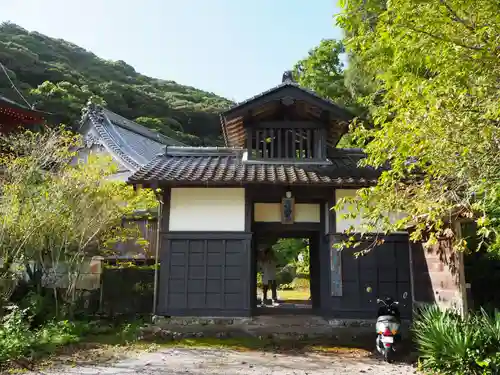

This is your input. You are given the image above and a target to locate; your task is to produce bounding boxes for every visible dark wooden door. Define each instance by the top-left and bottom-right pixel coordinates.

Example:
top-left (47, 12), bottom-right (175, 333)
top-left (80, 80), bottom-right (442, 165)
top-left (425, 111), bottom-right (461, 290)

top-left (158, 233), bottom-right (252, 317)
top-left (332, 234), bottom-right (413, 319)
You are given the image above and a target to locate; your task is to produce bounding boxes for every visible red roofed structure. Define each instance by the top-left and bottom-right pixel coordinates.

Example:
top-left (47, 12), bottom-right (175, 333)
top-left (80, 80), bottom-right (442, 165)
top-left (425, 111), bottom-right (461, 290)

top-left (0, 95), bottom-right (45, 134)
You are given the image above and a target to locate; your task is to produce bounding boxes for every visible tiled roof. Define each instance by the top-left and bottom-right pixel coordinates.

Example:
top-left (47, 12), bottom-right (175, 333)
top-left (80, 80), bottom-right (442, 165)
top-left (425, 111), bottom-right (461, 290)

top-left (128, 147), bottom-right (380, 187)
top-left (220, 79), bottom-right (355, 149)
top-left (81, 104), bottom-right (186, 172)
top-left (0, 95), bottom-right (47, 119)
top-left (222, 81), bottom-right (354, 121)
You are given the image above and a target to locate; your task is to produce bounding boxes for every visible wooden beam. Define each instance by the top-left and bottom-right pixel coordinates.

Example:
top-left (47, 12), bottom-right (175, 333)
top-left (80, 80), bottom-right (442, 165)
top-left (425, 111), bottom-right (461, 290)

top-left (223, 86), bottom-right (354, 121)
top-left (307, 129), bottom-right (312, 158)
top-left (262, 128), bottom-right (268, 158)
top-left (298, 128), bottom-right (303, 158)
top-left (284, 129), bottom-right (289, 158)
top-left (253, 121), bottom-right (326, 129)
top-left (277, 128), bottom-right (282, 158)
top-left (270, 128), bottom-right (275, 158)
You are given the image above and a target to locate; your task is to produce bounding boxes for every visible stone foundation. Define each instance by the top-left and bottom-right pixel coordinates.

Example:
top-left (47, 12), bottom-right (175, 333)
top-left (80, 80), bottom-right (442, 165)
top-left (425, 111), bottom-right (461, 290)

top-left (144, 315), bottom-right (411, 345)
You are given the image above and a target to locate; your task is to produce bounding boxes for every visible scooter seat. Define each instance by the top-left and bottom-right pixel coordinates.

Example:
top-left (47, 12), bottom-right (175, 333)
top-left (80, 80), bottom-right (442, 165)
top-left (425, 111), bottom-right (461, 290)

top-left (377, 315), bottom-right (399, 323)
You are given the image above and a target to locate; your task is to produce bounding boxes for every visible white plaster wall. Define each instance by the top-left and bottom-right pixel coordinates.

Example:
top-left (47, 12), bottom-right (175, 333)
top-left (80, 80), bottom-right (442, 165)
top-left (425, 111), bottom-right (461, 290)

top-left (335, 189), bottom-right (407, 233)
top-left (335, 189), bottom-right (364, 233)
top-left (253, 203), bottom-right (320, 223)
top-left (169, 188), bottom-right (246, 231)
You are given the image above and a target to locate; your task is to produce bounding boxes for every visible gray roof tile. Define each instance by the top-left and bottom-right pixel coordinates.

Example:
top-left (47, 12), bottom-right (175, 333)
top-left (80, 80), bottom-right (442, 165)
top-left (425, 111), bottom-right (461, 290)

top-left (128, 147), bottom-right (380, 187)
top-left (82, 105), bottom-right (186, 171)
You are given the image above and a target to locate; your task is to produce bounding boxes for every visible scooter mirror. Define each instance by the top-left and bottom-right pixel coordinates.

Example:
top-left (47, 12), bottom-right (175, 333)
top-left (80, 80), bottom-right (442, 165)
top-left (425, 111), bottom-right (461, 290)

top-left (376, 298), bottom-right (382, 303)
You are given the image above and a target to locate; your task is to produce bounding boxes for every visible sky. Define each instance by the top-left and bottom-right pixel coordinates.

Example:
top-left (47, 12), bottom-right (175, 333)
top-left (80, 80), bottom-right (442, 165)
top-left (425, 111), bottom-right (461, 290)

top-left (1, 0), bottom-right (343, 101)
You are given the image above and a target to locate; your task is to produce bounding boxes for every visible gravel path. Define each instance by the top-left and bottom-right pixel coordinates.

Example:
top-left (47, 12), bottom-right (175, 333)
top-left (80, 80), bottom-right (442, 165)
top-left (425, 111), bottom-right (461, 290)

top-left (29, 348), bottom-right (417, 375)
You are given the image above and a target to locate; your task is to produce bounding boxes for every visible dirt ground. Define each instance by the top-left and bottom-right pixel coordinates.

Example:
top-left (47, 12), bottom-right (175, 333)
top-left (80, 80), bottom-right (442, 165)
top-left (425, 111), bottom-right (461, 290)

top-left (25, 347), bottom-right (417, 375)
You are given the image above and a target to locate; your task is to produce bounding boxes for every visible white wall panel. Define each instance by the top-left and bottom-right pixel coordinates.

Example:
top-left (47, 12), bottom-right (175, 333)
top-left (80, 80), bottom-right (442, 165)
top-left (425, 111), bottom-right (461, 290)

top-left (253, 203), bottom-right (320, 223)
top-left (335, 189), bottom-right (407, 233)
top-left (169, 188), bottom-right (245, 231)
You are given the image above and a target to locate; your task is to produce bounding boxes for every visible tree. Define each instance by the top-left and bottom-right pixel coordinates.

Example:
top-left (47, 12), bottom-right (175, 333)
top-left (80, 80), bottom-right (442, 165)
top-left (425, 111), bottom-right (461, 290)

top-left (30, 81), bottom-right (106, 128)
top-left (0, 22), bottom-right (233, 146)
top-left (334, 0), bottom-right (500, 252)
top-left (272, 238), bottom-right (308, 267)
top-left (292, 39), bottom-right (367, 147)
top-left (0, 127), bottom-right (157, 310)
top-left (293, 40), bottom-right (350, 106)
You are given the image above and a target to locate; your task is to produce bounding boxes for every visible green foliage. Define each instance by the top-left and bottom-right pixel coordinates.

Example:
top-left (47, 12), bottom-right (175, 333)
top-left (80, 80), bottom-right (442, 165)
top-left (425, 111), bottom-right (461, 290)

top-left (272, 238), bottom-right (308, 267)
top-left (0, 304), bottom-right (88, 363)
top-left (256, 272), bottom-right (263, 289)
top-left (278, 283), bottom-right (294, 291)
top-left (0, 22), bottom-right (233, 145)
top-left (292, 39), bottom-right (367, 148)
top-left (293, 39), bottom-right (350, 107)
top-left (104, 261), bottom-right (159, 270)
top-left (414, 305), bottom-right (500, 374)
top-left (0, 305), bottom-right (33, 362)
top-left (0, 126), bottom-right (157, 310)
top-left (295, 249), bottom-right (310, 275)
top-left (291, 276), bottom-right (310, 290)
top-left (333, 0), bottom-right (500, 252)
top-left (276, 264), bottom-right (296, 285)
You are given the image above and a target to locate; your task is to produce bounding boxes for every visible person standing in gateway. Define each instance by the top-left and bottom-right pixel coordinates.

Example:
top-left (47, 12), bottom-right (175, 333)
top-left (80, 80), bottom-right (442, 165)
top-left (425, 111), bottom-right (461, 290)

top-left (260, 246), bottom-right (279, 306)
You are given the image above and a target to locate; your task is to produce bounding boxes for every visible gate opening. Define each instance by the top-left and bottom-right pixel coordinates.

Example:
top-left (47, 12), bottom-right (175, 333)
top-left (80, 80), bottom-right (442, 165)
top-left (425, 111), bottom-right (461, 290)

top-left (253, 232), bottom-right (321, 314)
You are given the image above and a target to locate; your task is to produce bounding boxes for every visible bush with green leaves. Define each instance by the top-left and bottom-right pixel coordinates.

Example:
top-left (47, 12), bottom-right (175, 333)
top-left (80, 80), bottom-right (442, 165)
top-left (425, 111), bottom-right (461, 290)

top-left (291, 276), bottom-right (310, 290)
top-left (276, 264), bottom-right (296, 285)
top-left (0, 305), bottom-right (34, 362)
top-left (278, 283), bottom-right (294, 291)
top-left (414, 305), bottom-right (500, 374)
top-left (0, 303), bottom-right (91, 364)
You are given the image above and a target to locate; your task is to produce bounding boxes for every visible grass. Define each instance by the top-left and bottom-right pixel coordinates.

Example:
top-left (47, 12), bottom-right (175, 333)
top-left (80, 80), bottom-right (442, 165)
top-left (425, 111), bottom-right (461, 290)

top-left (277, 289), bottom-right (310, 300)
top-left (257, 288), bottom-right (310, 301)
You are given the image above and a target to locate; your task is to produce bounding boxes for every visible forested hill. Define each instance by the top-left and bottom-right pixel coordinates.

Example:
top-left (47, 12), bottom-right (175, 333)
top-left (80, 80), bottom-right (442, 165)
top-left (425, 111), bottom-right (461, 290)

top-left (0, 22), bottom-right (234, 145)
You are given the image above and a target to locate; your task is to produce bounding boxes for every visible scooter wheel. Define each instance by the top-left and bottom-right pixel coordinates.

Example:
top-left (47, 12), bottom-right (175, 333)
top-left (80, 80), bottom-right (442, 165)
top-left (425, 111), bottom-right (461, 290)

top-left (384, 348), bottom-right (394, 363)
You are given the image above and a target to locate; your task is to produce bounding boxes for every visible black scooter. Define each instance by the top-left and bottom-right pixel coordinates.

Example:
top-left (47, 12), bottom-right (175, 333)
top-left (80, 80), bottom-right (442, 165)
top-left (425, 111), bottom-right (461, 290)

top-left (375, 297), bottom-right (401, 362)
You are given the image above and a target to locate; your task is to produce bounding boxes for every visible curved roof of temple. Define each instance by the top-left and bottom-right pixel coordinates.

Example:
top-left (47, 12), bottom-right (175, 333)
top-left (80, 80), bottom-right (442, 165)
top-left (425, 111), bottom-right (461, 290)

top-left (80, 104), bottom-right (185, 173)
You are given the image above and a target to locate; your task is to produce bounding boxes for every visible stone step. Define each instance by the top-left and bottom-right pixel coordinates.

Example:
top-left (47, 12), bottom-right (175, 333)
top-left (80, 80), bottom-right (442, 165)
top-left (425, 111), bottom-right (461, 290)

top-left (147, 315), bottom-right (412, 342)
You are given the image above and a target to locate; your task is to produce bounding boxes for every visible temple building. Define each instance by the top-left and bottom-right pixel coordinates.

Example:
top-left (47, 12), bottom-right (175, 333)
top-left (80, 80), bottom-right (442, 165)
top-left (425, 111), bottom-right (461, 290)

top-left (0, 95), bottom-right (44, 133)
top-left (79, 105), bottom-right (185, 182)
top-left (125, 74), bottom-right (466, 319)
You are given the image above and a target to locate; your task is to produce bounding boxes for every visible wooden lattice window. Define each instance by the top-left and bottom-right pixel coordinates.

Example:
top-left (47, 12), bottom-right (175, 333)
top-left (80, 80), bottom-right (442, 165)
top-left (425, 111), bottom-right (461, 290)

top-left (248, 122), bottom-right (326, 161)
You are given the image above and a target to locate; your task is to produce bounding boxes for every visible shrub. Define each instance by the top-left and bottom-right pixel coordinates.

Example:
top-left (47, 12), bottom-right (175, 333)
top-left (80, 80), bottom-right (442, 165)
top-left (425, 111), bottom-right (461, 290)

top-left (276, 264), bottom-right (296, 285)
top-left (278, 283), bottom-right (294, 291)
top-left (291, 276), bottom-right (310, 290)
top-left (0, 305), bottom-right (34, 362)
top-left (256, 272), bottom-right (263, 288)
top-left (414, 304), bottom-right (500, 375)
top-left (0, 303), bottom-right (89, 364)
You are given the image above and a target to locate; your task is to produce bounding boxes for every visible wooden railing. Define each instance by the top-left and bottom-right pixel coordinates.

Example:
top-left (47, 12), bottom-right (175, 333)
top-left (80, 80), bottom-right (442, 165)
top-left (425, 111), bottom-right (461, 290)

top-left (248, 122), bottom-right (326, 161)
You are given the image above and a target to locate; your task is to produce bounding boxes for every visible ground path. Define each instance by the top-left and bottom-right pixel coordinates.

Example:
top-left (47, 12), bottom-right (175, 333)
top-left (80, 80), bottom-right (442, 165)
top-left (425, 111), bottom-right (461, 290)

top-left (27, 347), bottom-right (417, 375)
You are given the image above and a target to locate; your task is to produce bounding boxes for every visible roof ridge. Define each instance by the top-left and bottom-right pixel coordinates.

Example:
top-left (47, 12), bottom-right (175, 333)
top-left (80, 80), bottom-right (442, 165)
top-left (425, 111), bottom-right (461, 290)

top-left (85, 108), bottom-right (141, 171)
top-left (165, 146), bottom-right (244, 157)
top-left (101, 108), bottom-right (185, 146)
top-left (222, 81), bottom-right (353, 118)
top-left (127, 151), bottom-right (380, 186)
